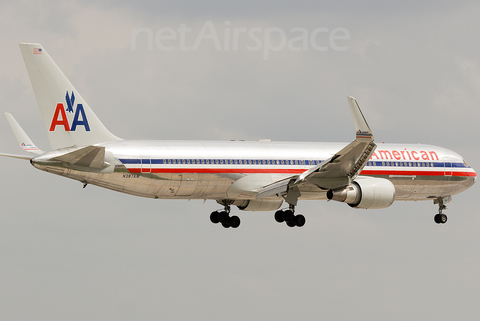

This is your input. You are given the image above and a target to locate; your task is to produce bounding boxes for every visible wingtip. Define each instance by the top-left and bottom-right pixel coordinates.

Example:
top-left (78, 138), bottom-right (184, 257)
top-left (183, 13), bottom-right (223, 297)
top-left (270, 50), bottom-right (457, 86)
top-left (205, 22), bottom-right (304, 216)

top-left (347, 96), bottom-right (374, 140)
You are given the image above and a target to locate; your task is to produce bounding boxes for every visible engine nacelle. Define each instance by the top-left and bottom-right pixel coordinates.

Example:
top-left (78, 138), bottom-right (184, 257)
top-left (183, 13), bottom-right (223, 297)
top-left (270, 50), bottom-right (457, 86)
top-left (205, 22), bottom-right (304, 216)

top-left (327, 177), bottom-right (395, 209)
top-left (233, 199), bottom-right (283, 212)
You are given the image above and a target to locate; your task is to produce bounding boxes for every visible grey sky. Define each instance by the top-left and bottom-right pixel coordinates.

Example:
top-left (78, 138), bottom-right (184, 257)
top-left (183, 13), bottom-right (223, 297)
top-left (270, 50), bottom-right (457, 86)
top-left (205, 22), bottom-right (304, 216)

top-left (1, 1), bottom-right (480, 320)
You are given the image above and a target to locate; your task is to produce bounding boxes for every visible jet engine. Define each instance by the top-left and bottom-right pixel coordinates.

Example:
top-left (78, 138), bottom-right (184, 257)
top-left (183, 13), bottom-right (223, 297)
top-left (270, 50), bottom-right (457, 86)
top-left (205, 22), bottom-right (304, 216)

top-left (326, 177), bottom-right (395, 209)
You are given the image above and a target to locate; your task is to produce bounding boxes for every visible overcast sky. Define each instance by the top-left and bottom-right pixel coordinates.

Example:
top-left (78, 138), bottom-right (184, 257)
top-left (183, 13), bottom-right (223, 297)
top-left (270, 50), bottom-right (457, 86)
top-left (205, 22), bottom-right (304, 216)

top-left (1, 1), bottom-right (480, 320)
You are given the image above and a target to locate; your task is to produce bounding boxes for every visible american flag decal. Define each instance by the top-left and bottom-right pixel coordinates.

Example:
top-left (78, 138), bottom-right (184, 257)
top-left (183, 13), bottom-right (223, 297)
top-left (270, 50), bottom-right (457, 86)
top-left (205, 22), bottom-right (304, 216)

top-left (33, 48), bottom-right (42, 54)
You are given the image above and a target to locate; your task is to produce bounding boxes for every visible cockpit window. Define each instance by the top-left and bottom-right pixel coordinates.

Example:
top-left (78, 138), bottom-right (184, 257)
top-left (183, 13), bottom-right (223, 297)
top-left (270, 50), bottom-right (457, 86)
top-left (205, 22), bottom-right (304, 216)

top-left (464, 160), bottom-right (470, 167)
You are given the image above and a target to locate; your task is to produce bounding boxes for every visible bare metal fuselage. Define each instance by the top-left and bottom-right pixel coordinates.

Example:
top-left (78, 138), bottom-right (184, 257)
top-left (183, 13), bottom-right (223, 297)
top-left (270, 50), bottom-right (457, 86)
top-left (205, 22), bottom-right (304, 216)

top-left (31, 140), bottom-right (476, 202)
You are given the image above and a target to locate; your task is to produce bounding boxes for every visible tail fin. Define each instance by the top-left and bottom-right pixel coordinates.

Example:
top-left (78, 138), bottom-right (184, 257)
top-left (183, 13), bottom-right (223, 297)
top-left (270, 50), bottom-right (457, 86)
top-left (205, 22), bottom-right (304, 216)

top-left (19, 43), bottom-right (121, 150)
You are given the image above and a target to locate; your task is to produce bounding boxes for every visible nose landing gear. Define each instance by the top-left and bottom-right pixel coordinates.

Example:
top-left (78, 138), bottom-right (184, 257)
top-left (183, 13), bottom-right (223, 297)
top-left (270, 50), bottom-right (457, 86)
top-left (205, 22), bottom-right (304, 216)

top-left (433, 197), bottom-right (449, 224)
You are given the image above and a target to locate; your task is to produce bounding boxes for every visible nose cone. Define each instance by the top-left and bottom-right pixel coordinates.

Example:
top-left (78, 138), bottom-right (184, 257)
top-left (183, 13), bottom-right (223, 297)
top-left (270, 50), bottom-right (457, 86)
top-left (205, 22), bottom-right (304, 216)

top-left (462, 159), bottom-right (476, 188)
top-left (470, 168), bottom-right (476, 185)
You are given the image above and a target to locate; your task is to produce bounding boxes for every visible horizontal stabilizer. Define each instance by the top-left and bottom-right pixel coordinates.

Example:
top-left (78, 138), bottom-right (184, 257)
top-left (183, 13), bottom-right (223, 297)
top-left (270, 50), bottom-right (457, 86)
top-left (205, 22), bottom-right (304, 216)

top-left (4, 113), bottom-right (43, 154)
top-left (52, 145), bottom-right (107, 168)
top-left (0, 153), bottom-right (33, 160)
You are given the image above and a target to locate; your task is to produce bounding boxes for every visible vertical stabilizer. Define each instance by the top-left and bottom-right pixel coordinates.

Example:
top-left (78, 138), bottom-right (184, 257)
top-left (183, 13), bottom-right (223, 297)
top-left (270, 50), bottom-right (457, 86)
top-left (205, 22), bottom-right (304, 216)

top-left (19, 43), bottom-right (121, 150)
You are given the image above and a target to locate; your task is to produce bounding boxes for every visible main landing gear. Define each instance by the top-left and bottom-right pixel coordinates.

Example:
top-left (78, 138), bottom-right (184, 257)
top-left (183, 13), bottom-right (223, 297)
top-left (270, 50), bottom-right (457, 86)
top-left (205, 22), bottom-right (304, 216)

top-left (210, 204), bottom-right (241, 228)
top-left (274, 204), bottom-right (306, 228)
top-left (434, 197), bottom-right (448, 224)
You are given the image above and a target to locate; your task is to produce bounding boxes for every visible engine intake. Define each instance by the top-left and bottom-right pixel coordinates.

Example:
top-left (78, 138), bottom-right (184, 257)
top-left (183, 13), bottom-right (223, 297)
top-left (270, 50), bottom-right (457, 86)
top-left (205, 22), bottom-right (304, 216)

top-left (327, 177), bottom-right (395, 209)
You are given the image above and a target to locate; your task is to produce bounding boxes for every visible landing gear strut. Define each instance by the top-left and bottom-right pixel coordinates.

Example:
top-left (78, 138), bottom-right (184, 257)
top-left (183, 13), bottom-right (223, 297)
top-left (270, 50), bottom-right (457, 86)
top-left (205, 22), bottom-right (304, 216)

top-left (210, 203), bottom-right (241, 228)
top-left (434, 197), bottom-right (448, 224)
top-left (274, 204), bottom-right (306, 228)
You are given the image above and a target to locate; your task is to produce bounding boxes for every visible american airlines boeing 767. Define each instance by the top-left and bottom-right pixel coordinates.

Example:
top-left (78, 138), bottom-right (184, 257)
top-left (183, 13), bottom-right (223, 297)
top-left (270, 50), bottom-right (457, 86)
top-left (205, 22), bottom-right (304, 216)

top-left (0, 43), bottom-right (476, 228)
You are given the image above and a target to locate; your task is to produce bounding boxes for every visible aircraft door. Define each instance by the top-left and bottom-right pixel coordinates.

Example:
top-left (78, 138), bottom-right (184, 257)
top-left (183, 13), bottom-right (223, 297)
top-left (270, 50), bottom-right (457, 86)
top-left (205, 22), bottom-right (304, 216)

top-left (141, 157), bottom-right (151, 173)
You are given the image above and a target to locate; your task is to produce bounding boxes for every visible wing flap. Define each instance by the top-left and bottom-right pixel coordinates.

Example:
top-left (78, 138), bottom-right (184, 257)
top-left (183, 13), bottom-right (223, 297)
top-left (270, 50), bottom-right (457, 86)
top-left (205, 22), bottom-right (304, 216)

top-left (256, 176), bottom-right (295, 199)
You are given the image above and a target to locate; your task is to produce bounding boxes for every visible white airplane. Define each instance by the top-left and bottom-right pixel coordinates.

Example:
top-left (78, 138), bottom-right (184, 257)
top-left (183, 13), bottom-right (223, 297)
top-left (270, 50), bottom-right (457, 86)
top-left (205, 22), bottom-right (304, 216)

top-left (0, 43), bottom-right (476, 228)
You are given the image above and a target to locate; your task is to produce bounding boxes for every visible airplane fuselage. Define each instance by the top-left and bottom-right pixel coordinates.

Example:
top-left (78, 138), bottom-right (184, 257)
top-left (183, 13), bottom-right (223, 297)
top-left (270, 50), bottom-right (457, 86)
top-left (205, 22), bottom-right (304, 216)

top-left (31, 140), bottom-right (476, 203)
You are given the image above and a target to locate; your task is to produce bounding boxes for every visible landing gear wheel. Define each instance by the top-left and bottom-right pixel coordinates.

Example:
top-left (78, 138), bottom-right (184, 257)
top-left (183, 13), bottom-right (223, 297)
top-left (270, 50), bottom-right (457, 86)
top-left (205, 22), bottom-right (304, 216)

top-left (439, 213), bottom-right (447, 224)
top-left (286, 220), bottom-right (296, 227)
top-left (434, 197), bottom-right (449, 225)
top-left (219, 211), bottom-right (229, 223)
top-left (275, 206), bottom-right (307, 228)
top-left (221, 221), bottom-right (231, 228)
top-left (274, 210), bottom-right (284, 223)
top-left (283, 210), bottom-right (295, 222)
top-left (295, 214), bottom-right (306, 227)
top-left (211, 202), bottom-right (241, 229)
top-left (434, 213), bottom-right (447, 224)
top-left (210, 211), bottom-right (220, 224)
top-left (230, 216), bottom-right (241, 228)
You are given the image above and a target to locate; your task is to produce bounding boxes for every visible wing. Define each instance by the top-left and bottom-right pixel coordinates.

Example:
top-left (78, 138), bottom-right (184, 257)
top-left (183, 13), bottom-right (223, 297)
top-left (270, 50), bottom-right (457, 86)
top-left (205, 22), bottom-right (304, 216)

top-left (257, 96), bottom-right (376, 203)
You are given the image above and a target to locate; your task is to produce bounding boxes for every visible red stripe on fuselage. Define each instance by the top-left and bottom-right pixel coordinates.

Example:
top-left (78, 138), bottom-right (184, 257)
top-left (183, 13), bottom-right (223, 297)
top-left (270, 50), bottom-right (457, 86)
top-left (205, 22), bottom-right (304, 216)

top-left (125, 167), bottom-right (476, 177)
top-left (128, 168), bottom-right (306, 174)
